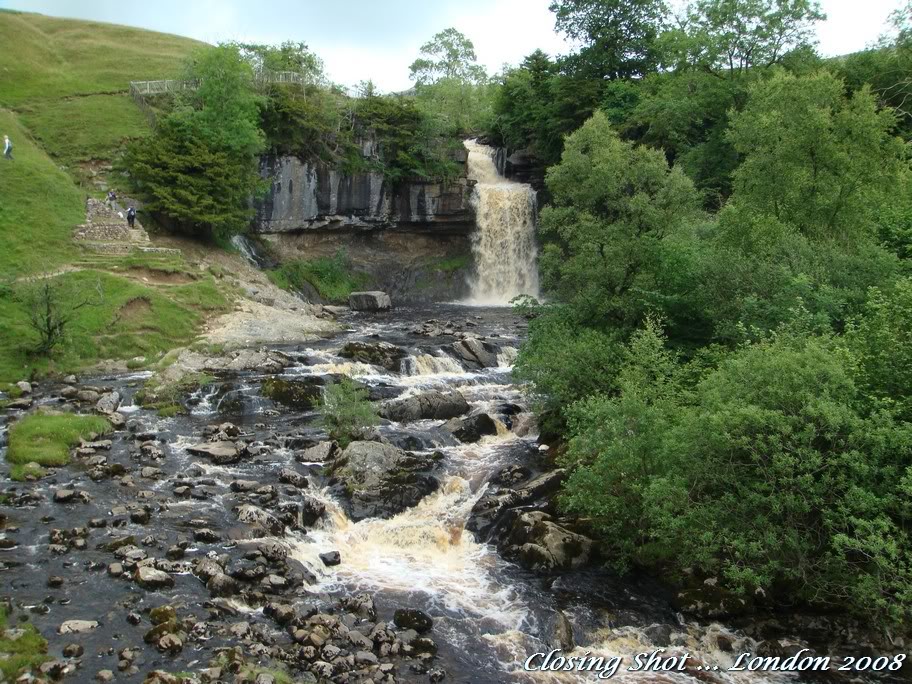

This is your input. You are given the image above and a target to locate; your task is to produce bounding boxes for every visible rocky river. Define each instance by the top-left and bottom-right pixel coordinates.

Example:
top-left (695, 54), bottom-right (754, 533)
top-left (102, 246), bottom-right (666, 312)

top-left (4, 303), bottom-right (899, 684)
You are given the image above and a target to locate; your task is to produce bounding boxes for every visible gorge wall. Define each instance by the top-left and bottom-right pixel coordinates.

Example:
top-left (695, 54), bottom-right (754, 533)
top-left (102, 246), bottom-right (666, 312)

top-left (254, 145), bottom-right (476, 235)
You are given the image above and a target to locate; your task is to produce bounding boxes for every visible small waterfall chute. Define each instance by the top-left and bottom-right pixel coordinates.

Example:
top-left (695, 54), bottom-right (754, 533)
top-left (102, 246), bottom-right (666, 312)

top-left (464, 140), bottom-right (540, 306)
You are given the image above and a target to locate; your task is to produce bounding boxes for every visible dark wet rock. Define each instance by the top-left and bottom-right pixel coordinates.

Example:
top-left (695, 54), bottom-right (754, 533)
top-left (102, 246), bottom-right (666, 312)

top-left (349, 291), bottom-right (392, 311)
top-left (257, 539), bottom-right (288, 562)
top-left (449, 338), bottom-right (500, 368)
top-left (228, 559), bottom-right (268, 581)
top-left (6, 397), bottom-right (33, 409)
top-left (264, 602), bottom-right (296, 625)
top-left (278, 467), bottom-right (308, 488)
top-left (130, 508), bottom-right (151, 525)
top-left (60, 385), bottom-right (78, 399)
top-left (444, 413), bottom-right (498, 442)
top-left (296, 440), bottom-right (339, 463)
top-left (54, 489), bottom-right (89, 504)
top-left (150, 605), bottom-right (176, 625)
top-left (320, 550), bottom-right (341, 566)
top-left (379, 389), bottom-right (469, 422)
top-left (261, 376), bottom-right (323, 409)
top-left (507, 511), bottom-right (592, 572)
top-left (47, 576), bottom-right (64, 588)
top-left (410, 636), bottom-right (438, 655)
top-left (193, 558), bottom-right (224, 582)
top-left (550, 610), bottom-right (575, 650)
top-left (194, 528), bottom-right (222, 543)
top-left (339, 340), bottom-right (406, 371)
top-left (63, 643), bottom-right (84, 658)
top-left (394, 608), bottom-right (433, 634)
top-left (39, 659), bottom-right (73, 678)
top-left (492, 464), bottom-right (532, 487)
top-left (645, 623), bottom-right (673, 647)
top-left (330, 441), bottom-right (442, 520)
top-left (235, 504), bottom-right (284, 536)
top-left (134, 566), bottom-right (175, 590)
top-left (187, 441), bottom-right (244, 464)
top-left (300, 497), bottom-right (327, 527)
top-left (229, 479), bottom-right (259, 492)
top-left (207, 572), bottom-right (240, 597)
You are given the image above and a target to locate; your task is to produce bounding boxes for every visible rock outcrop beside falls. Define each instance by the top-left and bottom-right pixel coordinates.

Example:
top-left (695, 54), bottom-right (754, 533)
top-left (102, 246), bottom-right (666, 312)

top-left (255, 150), bottom-right (475, 234)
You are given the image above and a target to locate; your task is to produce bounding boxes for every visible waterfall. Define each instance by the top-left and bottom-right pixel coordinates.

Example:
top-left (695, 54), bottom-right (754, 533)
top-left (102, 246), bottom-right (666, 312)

top-left (464, 140), bottom-right (540, 305)
top-left (230, 234), bottom-right (274, 269)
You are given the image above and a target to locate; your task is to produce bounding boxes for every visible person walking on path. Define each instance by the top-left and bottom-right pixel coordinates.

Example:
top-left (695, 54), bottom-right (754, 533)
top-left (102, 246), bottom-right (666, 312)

top-left (3, 135), bottom-right (12, 160)
top-left (127, 206), bottom-right (136, 228)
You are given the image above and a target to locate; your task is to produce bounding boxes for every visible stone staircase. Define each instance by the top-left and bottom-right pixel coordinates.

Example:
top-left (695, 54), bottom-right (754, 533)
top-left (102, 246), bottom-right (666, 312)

top-left (73, 199), bottom-right (180, 256)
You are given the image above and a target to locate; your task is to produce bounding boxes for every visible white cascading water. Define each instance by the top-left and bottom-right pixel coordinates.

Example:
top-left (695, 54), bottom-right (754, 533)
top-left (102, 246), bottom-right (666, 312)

top-left (464, 140), bottom-right (540, 305)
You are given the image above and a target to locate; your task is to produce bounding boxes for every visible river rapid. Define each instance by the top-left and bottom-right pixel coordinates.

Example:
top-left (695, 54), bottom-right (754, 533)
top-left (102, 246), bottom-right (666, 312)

top-left (0, 303), bottom-right (845, 684)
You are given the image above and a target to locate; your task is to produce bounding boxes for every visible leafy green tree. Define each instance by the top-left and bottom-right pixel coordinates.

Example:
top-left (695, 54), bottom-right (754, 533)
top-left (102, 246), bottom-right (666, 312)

top-left (723, 70), bottom-right (905, 243)
top-left (409, 28), bottom-right (486, 85)
top-left (126, 44), bottom-right (265, 241)
top-left (320, 377), bottom-right (380, 447)
top-left (236, 41), bottom-right (324, 82)
top-left (538, 110), bottom-right (700, 326)
top-left (409, 28), bottom-right (492, 134)
top-left (663, 0), bottom-right (825, 76)
top-left (549, 0), bottom-right (669, 78)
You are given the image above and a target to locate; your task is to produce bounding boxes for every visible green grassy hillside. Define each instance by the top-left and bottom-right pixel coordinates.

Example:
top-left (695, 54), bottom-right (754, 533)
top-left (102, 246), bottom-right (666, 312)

top-left (0, 10), bottom-right (232, 384)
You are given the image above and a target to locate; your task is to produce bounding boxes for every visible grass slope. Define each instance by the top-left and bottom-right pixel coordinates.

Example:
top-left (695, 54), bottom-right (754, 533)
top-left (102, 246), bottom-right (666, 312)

top-left (0, 10), bottom-right (234, 383)
top-left (0, 9), bottom-right (204, 106)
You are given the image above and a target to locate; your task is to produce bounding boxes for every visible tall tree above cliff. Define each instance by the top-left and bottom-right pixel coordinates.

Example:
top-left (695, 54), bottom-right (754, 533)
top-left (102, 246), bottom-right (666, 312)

top-left (408, 28), bottom-right (487, 85)
top-left (662, 0), bottom-right (825, 77)
top-left (549, 0), bottom-right (669, 79)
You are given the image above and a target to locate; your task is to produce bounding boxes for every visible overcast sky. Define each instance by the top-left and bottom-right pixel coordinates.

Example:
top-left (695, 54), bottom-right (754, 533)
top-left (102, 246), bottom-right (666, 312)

top-left (0, 0), bottom-right (903, 91)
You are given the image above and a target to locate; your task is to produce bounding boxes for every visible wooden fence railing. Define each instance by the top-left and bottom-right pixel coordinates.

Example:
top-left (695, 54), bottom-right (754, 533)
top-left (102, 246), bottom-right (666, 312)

top-left (129, 70), bottom-right (307, 125)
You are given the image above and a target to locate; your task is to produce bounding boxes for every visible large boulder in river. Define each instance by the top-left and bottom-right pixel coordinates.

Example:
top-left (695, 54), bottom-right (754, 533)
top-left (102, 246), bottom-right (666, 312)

top-left (330, 441), bottom-right (442, 520)
top-left (349, 291), bottom-right (392, 311)
top-left (380, 389), bottom-right (469, 423)
top-left (339, 341), bottom-right (406, 372)
top-left (507, 511), bottom-right (592, 573)
top-left (444, 413), bottom-right (499, 442)
top-left (449, 338), bottom-right (501, 368)
top-left (186, 441), bottom-right (244, 465)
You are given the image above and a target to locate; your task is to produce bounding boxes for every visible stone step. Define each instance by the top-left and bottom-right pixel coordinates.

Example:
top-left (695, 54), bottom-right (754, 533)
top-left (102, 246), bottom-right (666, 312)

top-left (73, 224), bottom-right (150, 243)
top-left (77, 243), bottom-right (181, 257)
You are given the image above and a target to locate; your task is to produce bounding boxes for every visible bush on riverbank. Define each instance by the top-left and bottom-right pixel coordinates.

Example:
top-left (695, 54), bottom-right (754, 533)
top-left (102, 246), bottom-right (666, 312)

top-left (7, 413), bottom-right (112, 480)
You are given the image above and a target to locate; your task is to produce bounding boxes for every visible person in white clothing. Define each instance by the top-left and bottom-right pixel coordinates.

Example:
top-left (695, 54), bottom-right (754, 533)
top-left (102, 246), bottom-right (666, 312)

top-left (3, 135), bottom-right (12, 160)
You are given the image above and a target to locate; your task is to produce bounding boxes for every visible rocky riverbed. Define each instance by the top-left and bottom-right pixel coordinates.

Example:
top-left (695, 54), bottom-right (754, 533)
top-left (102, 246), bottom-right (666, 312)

top-left (0, 305), bottom-right (903, 684)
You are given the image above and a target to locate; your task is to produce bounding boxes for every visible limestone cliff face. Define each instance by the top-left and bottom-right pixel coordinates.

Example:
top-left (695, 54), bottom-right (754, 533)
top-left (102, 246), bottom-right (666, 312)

top-left (254, 148), bottom-right (475, 234)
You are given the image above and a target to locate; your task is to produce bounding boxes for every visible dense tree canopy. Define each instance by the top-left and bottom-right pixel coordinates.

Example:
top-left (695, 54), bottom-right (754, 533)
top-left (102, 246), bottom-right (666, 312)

top-left (550, 0), bottom-right (669, 78)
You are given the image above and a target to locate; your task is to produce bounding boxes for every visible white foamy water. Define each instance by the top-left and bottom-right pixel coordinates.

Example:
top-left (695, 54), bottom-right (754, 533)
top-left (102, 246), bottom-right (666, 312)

top-left (464, 140), bottom-right (540, 306)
